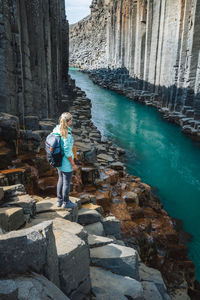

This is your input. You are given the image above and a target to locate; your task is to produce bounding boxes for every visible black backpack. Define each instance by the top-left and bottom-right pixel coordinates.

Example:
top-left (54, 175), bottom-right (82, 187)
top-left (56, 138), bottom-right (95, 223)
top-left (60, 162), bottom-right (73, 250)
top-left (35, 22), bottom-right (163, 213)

top-left (45, 133), bottom-right (63, 167)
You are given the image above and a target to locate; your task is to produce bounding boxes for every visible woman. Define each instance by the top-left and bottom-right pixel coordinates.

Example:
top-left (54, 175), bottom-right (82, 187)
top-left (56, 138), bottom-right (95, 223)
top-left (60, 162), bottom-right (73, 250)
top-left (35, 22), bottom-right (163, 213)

top-left (53, 112), bottom-right (78, 208)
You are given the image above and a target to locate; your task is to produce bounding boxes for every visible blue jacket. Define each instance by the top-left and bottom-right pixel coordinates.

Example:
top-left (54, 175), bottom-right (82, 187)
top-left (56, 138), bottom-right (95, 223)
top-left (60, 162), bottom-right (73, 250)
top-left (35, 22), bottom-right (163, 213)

top-left (52, 125), bottom-right (74, 172)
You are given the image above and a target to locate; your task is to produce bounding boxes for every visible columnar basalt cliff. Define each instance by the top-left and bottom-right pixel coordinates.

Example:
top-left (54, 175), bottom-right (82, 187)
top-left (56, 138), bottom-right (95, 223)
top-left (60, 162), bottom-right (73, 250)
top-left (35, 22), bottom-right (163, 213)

top-left (0, 0), bottom-right (68, 122)
top-left (70, 0), bottom-right (200, 139)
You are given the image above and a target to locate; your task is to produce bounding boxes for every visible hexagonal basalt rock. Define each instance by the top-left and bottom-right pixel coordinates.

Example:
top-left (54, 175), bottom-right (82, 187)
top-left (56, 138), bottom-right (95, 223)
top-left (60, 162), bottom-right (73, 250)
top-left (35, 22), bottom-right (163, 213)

top-left (90, 243), bottom-right (140, 280)
top-left (54, 226), bottom-right (91, 299)
top-left (90, 266), bottom-right (143, 300)
top-left (0, 273), bottom-right (70, 300)
top-left (0, 221), bottom-right (59, 287)
top-left (0, 207), bottom-right (25, 232)
top-left (78, 208), bottom-right (102, 225)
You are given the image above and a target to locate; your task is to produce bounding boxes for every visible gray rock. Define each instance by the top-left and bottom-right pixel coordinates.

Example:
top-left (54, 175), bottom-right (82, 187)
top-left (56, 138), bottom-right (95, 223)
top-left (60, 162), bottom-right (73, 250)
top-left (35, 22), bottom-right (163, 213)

top-left (78, 208), bottom-right (102, 225)
top-left (139, 262), bottom-right (169, 299)
top-left (102, 216), bottom-right (121, 239)
top-left (2, 184), bottom-right (26, 202)
top-left (79, 193), bottom-right (96, 204)
top-left (142, 281), bottom-right (163, 300)
top-left (0, 273), bottom-right (70, 300)
top-left (55, 228), bottom-right (91, 299)
top-left (90, 243), bottom-right (139, 280)
top-left (53, 218), bottom-right (88, 244)
top-left (84, 147), bottom-right (97, 163)
top-left (0, 279), bottom-right (18, 300)
top-left (36, 197), bottom-right (78, 222)
top-left (97, 153), bottom-right (114, 162)
top-left (123, 191), bottom-right (139, 205)
top-left (3, 194), bottom-right (36, 216)
top-left (90, 267), bottom-right (143, 300)
top-left (0, 207), bottom-right (25, 232)
top-left (84, 221), bottom-right (105, 236)
top-left (88, 234), bottom-right (114, 248)
top-left (0, 221), bottom-right (59, 287)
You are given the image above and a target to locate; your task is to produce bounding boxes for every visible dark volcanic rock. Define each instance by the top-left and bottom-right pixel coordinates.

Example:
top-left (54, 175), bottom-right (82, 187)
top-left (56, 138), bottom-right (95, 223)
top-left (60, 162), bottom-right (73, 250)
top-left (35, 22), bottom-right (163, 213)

top-left (0, 221), bottom-right (60, 287)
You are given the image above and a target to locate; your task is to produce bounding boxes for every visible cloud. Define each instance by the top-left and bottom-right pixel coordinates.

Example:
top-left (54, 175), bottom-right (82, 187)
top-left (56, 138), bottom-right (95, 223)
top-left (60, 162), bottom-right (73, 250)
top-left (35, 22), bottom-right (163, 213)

top-left (65, 0), bottom-right (92, 24)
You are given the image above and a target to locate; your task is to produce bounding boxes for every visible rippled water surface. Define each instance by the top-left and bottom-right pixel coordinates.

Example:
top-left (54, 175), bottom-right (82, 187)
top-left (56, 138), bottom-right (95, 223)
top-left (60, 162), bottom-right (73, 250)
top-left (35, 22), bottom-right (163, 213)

top-left (69, 68), bottom-right (200, 281)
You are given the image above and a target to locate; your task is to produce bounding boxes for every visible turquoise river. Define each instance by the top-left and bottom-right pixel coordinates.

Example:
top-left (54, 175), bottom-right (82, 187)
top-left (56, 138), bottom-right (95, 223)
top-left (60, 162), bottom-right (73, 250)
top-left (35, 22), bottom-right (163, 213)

top-left (69, 68), bottom-right (200, 281)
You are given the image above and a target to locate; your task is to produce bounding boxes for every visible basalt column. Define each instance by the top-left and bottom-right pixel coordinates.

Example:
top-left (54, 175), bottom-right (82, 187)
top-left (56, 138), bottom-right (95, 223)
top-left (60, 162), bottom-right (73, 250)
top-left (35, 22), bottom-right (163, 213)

top-left (0, 0), bottom-right (69, 123)
top-left (70, 0), bottom-right (200, 122)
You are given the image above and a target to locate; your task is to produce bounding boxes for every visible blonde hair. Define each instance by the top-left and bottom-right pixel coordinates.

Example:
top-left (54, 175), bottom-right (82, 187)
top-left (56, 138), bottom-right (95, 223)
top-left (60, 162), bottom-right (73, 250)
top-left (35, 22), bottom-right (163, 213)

top-left (59, 112), bottom-right (72, 139)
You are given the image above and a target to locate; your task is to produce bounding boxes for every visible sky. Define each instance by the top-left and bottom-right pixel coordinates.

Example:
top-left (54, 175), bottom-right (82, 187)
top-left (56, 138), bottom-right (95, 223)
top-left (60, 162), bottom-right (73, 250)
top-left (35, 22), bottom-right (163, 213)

top-left (65, 0), bottom-right (92, 24)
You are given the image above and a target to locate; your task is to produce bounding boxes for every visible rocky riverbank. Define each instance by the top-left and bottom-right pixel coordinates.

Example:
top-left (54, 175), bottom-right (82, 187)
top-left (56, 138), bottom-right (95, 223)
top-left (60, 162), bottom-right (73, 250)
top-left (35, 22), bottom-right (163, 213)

top-left (78, 68), bottom-right (200, 143)
top-left (0, 76), bottom-right (199, 299)
top-left (69, 0), bottom-right (200, 143)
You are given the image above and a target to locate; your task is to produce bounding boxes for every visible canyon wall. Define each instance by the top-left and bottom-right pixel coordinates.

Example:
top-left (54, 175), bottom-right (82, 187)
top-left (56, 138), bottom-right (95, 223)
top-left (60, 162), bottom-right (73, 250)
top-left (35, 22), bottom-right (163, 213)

top-left (0, 0), bottom-right (69, 123)
top-left (70, 0), bottom-right (200, 122)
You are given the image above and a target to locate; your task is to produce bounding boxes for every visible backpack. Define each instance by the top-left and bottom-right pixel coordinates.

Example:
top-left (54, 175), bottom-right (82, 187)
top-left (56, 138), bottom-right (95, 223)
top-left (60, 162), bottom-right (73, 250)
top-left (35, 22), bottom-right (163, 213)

top-left (45, 133), bottom-right (63, 167)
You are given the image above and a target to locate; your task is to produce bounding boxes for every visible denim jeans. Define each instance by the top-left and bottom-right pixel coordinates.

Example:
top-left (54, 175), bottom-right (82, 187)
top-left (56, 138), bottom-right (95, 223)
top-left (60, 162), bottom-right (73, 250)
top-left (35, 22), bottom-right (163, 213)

top-left (57, 170), bottom-right (73, 204)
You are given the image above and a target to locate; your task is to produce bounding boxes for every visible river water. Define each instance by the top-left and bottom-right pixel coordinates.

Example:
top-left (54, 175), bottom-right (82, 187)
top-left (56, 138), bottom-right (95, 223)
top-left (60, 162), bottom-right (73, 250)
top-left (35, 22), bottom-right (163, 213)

top-left (69, 68), bottom-right (200, 281)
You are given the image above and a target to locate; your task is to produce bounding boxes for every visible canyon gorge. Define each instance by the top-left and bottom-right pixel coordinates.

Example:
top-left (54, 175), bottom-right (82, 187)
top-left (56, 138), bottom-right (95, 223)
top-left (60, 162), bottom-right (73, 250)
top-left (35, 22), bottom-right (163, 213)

top-left (70, 0), bottom-right (200, 140)
top-left (0, 0), bottom-right (200, 299)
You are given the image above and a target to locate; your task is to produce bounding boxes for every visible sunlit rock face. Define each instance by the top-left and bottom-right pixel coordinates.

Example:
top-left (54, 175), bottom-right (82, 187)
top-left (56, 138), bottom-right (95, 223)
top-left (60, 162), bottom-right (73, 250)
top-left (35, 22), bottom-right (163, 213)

top-left (70, 0), bottom-right (200, 120)
top-left (0, 0), bottom-right (69, 121)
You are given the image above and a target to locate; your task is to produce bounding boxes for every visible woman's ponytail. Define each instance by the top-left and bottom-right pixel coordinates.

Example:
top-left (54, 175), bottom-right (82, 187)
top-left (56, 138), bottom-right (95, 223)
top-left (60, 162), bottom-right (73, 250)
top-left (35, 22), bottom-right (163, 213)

top-left (59, 112), bottom-right (72, 139)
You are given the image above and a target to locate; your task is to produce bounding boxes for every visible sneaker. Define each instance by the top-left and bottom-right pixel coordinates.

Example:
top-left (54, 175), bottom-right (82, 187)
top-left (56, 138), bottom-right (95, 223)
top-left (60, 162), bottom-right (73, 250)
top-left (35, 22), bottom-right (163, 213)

top-left (62, 200), bottom-right (77, 209)
top-left (57, 201), bottom-right (63, 207)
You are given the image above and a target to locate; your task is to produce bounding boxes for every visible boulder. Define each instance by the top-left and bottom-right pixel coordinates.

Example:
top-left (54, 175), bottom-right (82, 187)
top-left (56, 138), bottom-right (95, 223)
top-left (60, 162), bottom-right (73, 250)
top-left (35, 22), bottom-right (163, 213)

top-left (139, 262), bottom-right (169, 299)
top-left (90, 267), bottom-right (143, 300)
top-left (79, 193), bottom-right (96, 204)
top-left (53, 218), bottom-right (88, 244)
top-left (142, 281), bottom-right (163, 300)
top-left (78, 208), bottom-right (102, 225)
top-left (0, 279), bottom-right (18, 300)
top-left (3, 194), bottom-right (36, 216)
top-left (84, 222), bottom-right (105, 236)
top-left (97, 153), bottom-right (114, 162)
top-left (90, 243), bottom-right (139, 280)
top-left (2, 184), bottom-right (26, 202)
top-left (0, 273), bottom-right (70, 300)
top-left (84, 147), bottom-right (97, 163)
top-left (0, 221), bottom-right (59, 287)
top-left (102, 216), bottom-right (121, 239)
top-left (0, 207), bottom-right (25, 232)
top-left (123, 191), bottom-right (139, 205)
top-left (88, 234), bottom-right (114, 248)
top-left (55, 227), bottom-right (91, 299)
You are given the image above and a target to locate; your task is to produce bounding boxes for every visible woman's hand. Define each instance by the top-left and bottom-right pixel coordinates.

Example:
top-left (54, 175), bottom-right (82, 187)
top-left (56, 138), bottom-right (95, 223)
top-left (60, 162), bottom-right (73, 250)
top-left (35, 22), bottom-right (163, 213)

top-left (72, 164), bottom-right (78, 171)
